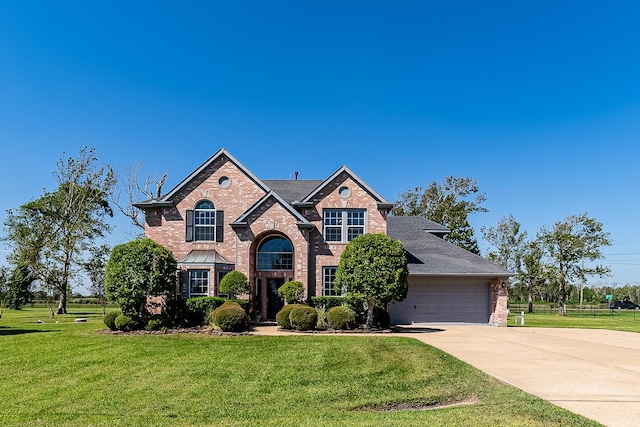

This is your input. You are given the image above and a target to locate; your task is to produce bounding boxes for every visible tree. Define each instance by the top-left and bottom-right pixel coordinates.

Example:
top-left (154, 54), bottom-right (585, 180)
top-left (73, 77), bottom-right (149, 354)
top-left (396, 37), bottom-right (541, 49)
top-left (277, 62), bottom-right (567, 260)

top-left (104, 237), bottom-right (177, 319)
top-left (83, 244), bottom-right (110, 315)
top-left (518, 241), bottom-right (547, 313)
top-left (481, 214), bottom-right (528, 274)
top-left (392, 176), bottom-right (487, 254)
top-left (3, 147), bottom-right (115, 314)
top-left (219, 270), bottom-right (250, 298)
top-left (537, 213), bottom-right (611, 316)
top-left (109, 162), bottom-right (167, 230)
top-left (335, 233), bottom-right (408, 328)
top-left (277, 281), bottom-right (304, 304)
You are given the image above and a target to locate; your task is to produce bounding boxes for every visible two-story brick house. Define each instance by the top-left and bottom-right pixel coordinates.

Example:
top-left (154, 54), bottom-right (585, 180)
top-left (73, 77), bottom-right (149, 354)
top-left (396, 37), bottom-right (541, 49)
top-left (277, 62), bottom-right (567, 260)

top-left (135, 148), bottom-right (511, 325)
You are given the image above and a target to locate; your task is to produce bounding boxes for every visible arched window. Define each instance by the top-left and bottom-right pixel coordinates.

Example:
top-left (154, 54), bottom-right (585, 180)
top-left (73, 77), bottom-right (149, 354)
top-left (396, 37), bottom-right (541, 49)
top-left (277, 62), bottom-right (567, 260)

top-left (194, 200), bottom-right (216, 241)
top-left (257, 237), bottom-right (293, 270)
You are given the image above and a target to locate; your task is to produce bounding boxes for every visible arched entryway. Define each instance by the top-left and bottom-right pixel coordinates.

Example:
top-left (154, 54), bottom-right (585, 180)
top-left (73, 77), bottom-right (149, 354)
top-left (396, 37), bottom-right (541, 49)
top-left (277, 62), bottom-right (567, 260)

top-left (255, 234), bottom-right (294, 319)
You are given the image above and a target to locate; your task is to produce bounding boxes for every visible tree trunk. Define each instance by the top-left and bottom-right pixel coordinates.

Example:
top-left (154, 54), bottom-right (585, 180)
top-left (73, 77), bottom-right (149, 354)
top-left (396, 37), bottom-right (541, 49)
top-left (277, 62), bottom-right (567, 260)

top-left (366, 297), bottom-right (375, 329)
top-left (57, 291), bottom-right (67, 315)
top-left (527, 292), bottom-right (533, 314)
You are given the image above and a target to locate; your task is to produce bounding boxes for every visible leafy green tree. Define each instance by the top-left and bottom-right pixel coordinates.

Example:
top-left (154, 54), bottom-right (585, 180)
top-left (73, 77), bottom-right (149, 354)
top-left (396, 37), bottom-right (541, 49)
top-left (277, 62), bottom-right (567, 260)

top-left (481, 214), bottom-right (528, 274)
top-left (392, 176), bottom-right (487, 254)
top-left (104, 238), bottom-right (177, 319)
top-left (1, 266), bottom-right (35, 310)
top-left (537, 213), bottom-right (611, 316)
top-left (219, 270), bottom-right (250, 298)
top-left (3, 147), bottom-right (115, 314)
top-left (518, 241), bottom-right (547, 313)
top-left (335, 233), bottom-right (408, 328)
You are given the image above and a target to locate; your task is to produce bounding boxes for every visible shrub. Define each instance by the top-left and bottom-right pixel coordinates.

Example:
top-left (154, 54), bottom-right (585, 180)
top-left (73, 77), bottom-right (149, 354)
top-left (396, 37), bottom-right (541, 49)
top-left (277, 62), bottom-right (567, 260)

top-left (276, 304), bottom-right (305, 329)
top-left (289, 305), bottom-right (317, 331)
top-left (210, 301), bottom-right (242, 327)
top-left (219, 270), bottom-right (250, 297)
top-left (103, 310), bottom-right (121, 331)
top-left (373, 307), bottom-right (390, 329)
top-left (277, 281), bottom-right (304, 304)
top-left (315, 305), bottom-right (328, 329)
top-left (114, 314), bottom-right (137, 332)
top-left (145, 318), bottom-right (165, 331)
top-left (186, 296), bottom-right (226, 325)
top-left (228, 298), bottom-right (251, 314)
top-left (212, 304), bottom-right (249, 332)
top-left (327, 305), bottom-right (356, 330)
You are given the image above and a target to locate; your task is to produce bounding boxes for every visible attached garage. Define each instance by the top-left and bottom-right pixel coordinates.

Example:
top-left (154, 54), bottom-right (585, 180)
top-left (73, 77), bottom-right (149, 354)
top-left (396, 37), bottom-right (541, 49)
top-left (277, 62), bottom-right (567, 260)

top-left (387, 216), bottom-right (513, 326)
top-left (390, 277), bottom-right (491, 324)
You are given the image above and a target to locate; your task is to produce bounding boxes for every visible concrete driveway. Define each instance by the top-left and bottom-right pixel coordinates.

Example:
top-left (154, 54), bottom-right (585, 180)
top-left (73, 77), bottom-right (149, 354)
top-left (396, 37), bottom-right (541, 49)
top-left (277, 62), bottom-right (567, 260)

top-left (254, 325), bottom-right (640, 426)
top-left (401, 325), bottom-right (640, 427)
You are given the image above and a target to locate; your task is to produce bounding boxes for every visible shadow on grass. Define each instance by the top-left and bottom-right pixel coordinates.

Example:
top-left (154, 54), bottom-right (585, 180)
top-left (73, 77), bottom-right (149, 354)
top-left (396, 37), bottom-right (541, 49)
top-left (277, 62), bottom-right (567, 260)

top-left (0, 326), bottom-right (59, 336)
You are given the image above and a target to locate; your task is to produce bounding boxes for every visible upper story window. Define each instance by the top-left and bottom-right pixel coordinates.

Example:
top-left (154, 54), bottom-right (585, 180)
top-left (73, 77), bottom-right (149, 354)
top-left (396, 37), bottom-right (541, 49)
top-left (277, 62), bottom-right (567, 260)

top-left (194, 200), bottom-right (216, 241)
top-left (186, 200), bottom-right (224, 243)
top-left (323, 209), bottom-right (365, 243)
top-left (257, 236), bottom-right (293, 270)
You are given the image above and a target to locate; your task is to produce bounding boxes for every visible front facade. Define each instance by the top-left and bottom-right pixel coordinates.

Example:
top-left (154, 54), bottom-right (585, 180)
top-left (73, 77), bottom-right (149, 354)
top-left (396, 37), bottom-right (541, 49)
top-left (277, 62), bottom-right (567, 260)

top-left (135, 148), bottom-right (511, 325)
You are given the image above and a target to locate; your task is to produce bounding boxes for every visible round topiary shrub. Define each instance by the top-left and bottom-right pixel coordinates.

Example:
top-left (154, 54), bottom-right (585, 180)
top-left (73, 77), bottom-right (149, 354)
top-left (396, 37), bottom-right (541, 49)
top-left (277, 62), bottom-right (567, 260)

top-left (327, 305), bottom-right (356, 330)
top-left (103, 310), bottom-right (121, 331)
top-left (212, 305), bottom-right (249, 332)
top-left (276, 304), bottom-right (304, 329)
top-left (289, 305), bottom-right (317, 331)
top-left (277, 281), bottom-right (305, 304)
top-left (114, 314), bottom-right (137, 332)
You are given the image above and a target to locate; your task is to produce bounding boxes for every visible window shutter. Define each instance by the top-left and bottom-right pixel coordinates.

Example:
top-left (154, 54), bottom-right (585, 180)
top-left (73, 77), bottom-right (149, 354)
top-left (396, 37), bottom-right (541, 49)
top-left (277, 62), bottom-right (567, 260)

top-left (185, 210), bottom-right (194, 242)
top-left (216, 210), bottom-right (224, 242)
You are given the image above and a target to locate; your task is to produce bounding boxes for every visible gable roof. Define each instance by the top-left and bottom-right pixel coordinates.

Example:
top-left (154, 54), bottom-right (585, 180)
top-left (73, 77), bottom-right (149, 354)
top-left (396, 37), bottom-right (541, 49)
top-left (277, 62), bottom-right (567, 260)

top-left (296, 165), bottom-right (393, 209)
top-left (388, 216), bottom-right (513, 277)
top-left (262, 180), bottom-right (324, 204)
top-left (133, 148), bottom-right (270, 208)
top-left (230, 190), bottom-right (314, 230)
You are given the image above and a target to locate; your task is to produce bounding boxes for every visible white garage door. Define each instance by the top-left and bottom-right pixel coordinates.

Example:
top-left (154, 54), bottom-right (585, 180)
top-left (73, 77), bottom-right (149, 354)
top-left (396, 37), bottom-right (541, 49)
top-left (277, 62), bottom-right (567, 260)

top-left (390, 280), bottom-right (491, 324)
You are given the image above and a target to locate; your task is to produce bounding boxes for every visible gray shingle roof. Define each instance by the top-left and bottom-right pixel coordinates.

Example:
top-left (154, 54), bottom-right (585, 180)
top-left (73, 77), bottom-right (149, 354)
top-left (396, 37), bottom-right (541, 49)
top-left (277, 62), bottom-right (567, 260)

top-left (388, 216), bottom-right (513, 277)
top-left (263, 180), bottom-right (323, 203)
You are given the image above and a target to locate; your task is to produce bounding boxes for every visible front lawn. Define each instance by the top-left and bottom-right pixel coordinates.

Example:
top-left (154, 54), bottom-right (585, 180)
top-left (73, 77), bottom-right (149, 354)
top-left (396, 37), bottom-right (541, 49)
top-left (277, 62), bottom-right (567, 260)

top-left (0, 307), bottom-right (600, 426)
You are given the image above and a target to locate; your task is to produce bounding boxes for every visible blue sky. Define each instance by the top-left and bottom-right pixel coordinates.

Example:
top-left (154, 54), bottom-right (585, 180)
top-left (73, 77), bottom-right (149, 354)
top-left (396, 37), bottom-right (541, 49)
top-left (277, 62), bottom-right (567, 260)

top-left (1, 1), bottom-right (639, 288)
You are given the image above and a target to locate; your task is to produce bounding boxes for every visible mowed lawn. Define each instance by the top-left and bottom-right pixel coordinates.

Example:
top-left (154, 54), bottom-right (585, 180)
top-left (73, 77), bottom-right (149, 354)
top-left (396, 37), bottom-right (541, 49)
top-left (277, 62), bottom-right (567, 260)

top-left (0, 307), bottom-right (600, 427)
top-left (508, 307), bottom-right (640, 332)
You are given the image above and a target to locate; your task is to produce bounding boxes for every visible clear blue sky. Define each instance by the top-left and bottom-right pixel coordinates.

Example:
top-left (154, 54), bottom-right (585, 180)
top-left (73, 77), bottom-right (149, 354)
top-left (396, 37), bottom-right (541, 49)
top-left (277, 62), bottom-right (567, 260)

top-left (1, 1), bottom-right (639, 288)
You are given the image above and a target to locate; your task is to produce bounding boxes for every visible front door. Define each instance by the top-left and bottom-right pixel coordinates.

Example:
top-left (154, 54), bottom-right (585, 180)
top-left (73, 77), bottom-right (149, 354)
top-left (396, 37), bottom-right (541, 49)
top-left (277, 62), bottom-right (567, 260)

top-left (267, 278), bottom-right (285, 319)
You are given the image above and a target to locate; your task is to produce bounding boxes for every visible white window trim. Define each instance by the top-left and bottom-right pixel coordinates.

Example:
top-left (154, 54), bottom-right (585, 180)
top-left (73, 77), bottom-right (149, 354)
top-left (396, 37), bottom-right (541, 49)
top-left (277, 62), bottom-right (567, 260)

top-left (322, 209), bottom-right (366, 243)
top-left (188, 269), bottom-right (210, 297)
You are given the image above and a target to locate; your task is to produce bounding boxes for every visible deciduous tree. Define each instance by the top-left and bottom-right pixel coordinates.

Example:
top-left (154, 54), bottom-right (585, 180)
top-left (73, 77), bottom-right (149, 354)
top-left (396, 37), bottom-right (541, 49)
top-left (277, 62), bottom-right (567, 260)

top-left (537, 213), bottom-right (611, 316)
top-left (335, 233), bottom-right (408, 328)
top-left (3, 147), bottom-right (115, 314)
top-left (104, 238), bottom-right (177, 319)
top-left (393, 176), bottom-right (487, 254)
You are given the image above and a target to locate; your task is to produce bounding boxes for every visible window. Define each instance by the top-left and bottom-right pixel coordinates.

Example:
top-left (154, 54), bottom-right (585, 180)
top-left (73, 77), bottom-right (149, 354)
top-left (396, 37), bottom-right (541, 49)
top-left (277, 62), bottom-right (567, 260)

top-left (186, 200), bottom-right (224, 242)
top-left (217, 271), bottom-right (229, 298)
top-left (194, 200), bottom-right (215, 241)
top-left (323, 209), bottom-right (365, 242)
top-left (257, 237), bottom-right (293, 270)
top-left (189, 270), bottom-right (209, 297)
top-left (323, 267), bottom-right (342, 296)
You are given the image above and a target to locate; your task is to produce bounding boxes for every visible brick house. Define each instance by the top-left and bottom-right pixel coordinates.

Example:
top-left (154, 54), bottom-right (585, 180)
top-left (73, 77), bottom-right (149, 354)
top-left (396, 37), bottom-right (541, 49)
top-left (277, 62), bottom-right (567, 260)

top-left (135, 148), bottom-right (512, 326)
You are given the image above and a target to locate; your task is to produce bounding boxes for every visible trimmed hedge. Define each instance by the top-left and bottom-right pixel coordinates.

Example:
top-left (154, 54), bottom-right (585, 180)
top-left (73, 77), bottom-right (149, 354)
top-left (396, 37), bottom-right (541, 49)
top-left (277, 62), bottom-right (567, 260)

top-left (289, 305), bottom-right (317, 331)
top-left (327, 305), bottom-right (356, 330)
top-left (103, 310), bottom-right (121, 331)
top-left (211, 303), bottom-right (249, 332)
top-left (114, 314), bottom-right (137, 332)
top-left (276, 304), bottom-right (305, 329)
top-left (186, 297), bottom-right (226, 325)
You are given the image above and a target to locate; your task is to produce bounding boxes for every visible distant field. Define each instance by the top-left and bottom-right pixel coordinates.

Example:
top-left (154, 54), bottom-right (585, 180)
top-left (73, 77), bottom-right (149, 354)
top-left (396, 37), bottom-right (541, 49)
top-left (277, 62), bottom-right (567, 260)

top-left (0, 306), bottom-right (600, 426)
top-left (508, 305), bottom-right (640, 332)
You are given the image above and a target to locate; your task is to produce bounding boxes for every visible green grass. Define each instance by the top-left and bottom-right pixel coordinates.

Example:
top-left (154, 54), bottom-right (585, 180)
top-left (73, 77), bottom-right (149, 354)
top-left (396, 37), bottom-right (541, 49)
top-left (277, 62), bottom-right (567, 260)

top-left (508, 307), bottom-right (640, 332)
top-left (0, 307), bottom-right (601, 426)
